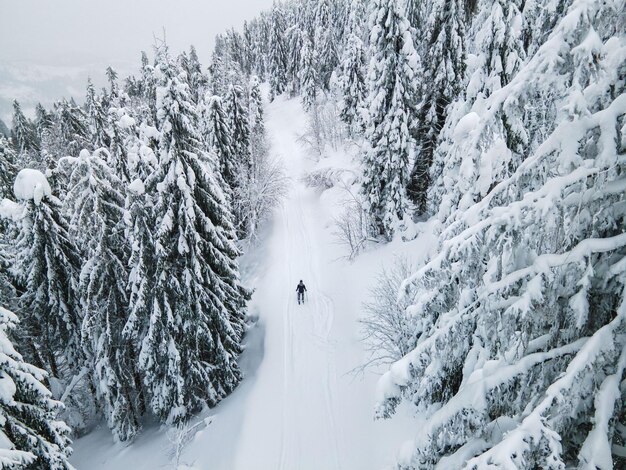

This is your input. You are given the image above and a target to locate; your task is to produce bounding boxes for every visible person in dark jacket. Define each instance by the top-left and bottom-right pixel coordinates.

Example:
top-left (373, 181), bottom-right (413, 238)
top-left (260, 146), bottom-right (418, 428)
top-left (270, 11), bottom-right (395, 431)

top-left (296, 280), bottom-right (307, 304)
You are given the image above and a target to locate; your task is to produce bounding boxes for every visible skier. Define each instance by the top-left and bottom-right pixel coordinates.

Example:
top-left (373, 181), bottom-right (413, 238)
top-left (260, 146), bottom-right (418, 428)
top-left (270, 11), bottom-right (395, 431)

top-left (296, 280), bottom-right (307, 304)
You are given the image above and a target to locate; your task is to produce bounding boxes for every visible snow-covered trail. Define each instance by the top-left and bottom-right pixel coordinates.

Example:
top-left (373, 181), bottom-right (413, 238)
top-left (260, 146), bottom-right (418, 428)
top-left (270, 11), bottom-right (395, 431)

top-left (230, 96), bottom-right (344, 470)
top-left (71, 95), bottom-right (417, 470)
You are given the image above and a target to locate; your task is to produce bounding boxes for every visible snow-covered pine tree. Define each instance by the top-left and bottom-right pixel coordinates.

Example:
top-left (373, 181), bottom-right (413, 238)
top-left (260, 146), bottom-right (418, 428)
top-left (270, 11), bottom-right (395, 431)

top-left (35, 103), bottom-right (55, 142)
top-left (286, 25), bottom-right (305, 97)
top-left (121, 118), bottom-right (158, 419)
top-left (104, 66), bottom-right (120, 106)
top-left (85, 79), bottom-right (110, 150)
top-left (12, 169), bottom-right (82, 382)
top-left (0, 178), bottom-right (17, 317)
top-left (183, 46), bottom-right (209, 105)
top-left (0, 138), bottom-right (17, 200)
top-left (139, 48), bottom-right (248, 424)
top-left (361, 0), bottom-right (420, 239)
top-left (224, 83), bottom-right (254, 237)
top-left (376, 1), bottom-right (626, 467)
top-left (248, 75), bottom-right (265, 136)
top-left (268, 3), bottom-right (289, 100)
top-left (406, 0), bottom-right (467, 214)
top-left (427, 0), bottom-right (527, 217)
top-left (339, 0), bottom-right (368, 133)
top-left (135, 51), bottom-right (158, 123)
top-left (225, 28), bottom-right (246, 74)
top-left (225, 84), bottom-right (252, 174)
top-left (248, 15), bottom-right (270, 80)
top-left (473, 0), bottom-right (525, 95)
top-left (204, 95), bottom-right (237, 197)
top-left (313, 0), bottom-right (339, 89)
top-left (122, 176), bottom-right (153, 418)
top-left (209, 35), bottom-right (230, 97)
top-left (405, 0), bottom-right (425, 31)
top-left (522, 0), bottom-right (575, 58)
top-left (242, 21), bottom-right (254, 77)
top-left (105, 103), bottom-right (136, 183)
top-left (299, 37), bottom-right (318, 112)
top-left (64, 149), bottom-right (141, 442)
top-left (11, 101), bottom-right (40, 157)
top-left (55, 99), bottom-right (90, 157)
top-left (0, 305), bottom-right (73, 469)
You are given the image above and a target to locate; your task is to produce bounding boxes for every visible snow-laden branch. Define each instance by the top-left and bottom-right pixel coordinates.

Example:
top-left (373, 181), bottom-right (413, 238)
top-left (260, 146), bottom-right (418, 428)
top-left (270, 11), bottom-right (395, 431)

top-left (487, 233), bottom-right (626, 294)
top-left (413, 336), bottom-right (587, 444)
top-left (463, 288), bottom-right (626, 469)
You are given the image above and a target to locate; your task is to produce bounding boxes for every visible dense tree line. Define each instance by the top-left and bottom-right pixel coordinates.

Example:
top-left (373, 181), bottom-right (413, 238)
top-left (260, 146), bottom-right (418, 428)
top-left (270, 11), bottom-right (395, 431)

top-left (212, 0), bottom-right (625, 467)
top-left (0, 42), bottom-right (283, 465)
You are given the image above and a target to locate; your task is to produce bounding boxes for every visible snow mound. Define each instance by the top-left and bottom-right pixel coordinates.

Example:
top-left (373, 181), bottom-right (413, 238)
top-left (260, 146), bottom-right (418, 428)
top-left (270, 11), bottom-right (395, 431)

top-left (119, 114), bottom-right (136, 129)
top-left (0, 199), bottom-right (23, 221)
top-left (128, 178), bottom-right (145, 195)
top-left (13, 169), bottom-right (52, 205)
top-left (453, 112), bottom-right (480, 142)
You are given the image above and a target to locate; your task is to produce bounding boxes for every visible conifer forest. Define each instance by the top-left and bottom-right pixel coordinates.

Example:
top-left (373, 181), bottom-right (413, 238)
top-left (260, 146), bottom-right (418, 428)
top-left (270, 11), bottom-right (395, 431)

top-left (0, 0), bottom-right (624, 468)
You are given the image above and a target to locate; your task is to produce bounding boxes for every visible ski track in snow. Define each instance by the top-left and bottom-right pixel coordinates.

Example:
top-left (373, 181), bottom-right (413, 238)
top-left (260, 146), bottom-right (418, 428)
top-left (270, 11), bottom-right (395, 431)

top-left (238, 95), bottom-right (343, 470)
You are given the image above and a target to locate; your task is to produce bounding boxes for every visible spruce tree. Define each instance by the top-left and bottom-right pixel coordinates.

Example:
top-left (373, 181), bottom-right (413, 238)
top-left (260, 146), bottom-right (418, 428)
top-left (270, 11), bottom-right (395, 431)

top-left (0, 306), bottom-right (73, 469)
top-left (286, 25), bottom-right (305, 96)
top-left (105, 104), bottom-right (134, 183)
top-left (338, 15), bottom-right (367, 133)
top-left (11, 101), bottom-right (39, 154)
top-left (105, 66), bottom-right (120, 105)
top-left (137, 51), bottom-right (158, 122)
top-left (242, 21), bottom-right (254, 76)
top-left (313, 0), bottom-right (339, 89)
top-left (268, 4), bottom-right (288, 100)
top-left (139, 49), bottom-right (248, 424)
top-left (55, 99), bottom-right (90, 157)
top-left (65, 150), bottom-right (141, 441)
top-left (34, 104), bottom-right (55, 141)
top-left (406, 0), bottom-right (466, 213)
top-left (204, 95), bottom-right (237, 196)
top-left (209, 36), bottom-right (229, 97)
top-left (85, 79), bottom-right (109, 150)
top-left (122, 175), bottom-right (152, 415)
top-left (186, 46), bottom-right (209, 104)
top-left (122, 122), bottom-right (157, 418)
top-left (299, 37), bottom-right (318, 112)
top-left (427, 0), bottom-right (526, 217)
top-left (12, 170), bottom-right (82, 381)
top-left (361, 0), bottom-right (420, 239)
top-left (0, 138), bottom-right (17, 200)
top-left (224, 84), bottom-right (251, 174)
top-left (248, 76), bottom-right (265, 136)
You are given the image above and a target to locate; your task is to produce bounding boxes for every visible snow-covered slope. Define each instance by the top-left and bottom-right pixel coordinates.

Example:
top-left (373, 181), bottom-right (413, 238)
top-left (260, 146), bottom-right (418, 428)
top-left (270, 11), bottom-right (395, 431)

top-left (71, 94), bottom-right (423, 470)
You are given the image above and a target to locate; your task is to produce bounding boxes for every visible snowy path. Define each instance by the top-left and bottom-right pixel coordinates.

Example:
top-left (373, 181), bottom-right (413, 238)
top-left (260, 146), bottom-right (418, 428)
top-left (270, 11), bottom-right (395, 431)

top-left (231, 97), bottom-right (344, 470)
top-left (71, 95), bottom-right (416, 470)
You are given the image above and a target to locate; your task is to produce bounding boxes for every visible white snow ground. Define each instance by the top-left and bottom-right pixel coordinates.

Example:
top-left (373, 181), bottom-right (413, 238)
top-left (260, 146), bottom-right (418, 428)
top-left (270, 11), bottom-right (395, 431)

top-left (71, 95), bottom-right (425, 470)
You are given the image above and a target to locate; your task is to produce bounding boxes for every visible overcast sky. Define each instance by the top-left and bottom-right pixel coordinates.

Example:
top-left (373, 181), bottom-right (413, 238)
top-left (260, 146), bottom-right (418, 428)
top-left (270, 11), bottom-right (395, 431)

top-left (0, 0), bottom-right (274, 66)
top-left (0, 0), bottom-right (274, 122)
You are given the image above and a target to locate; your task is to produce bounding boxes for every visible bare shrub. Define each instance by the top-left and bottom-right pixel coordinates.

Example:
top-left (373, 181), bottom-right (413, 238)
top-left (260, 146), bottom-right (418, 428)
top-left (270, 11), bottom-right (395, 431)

top-left (359, 257), bottom-right (417, 370)
top-left (166, 417), bottom-right (212, 469)
top-left (297, 98), bottom-right (346, 159)
top-left (234, 132), bottom-right (288, 243)
top-left (332, 182), bottom-right (376, 260)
